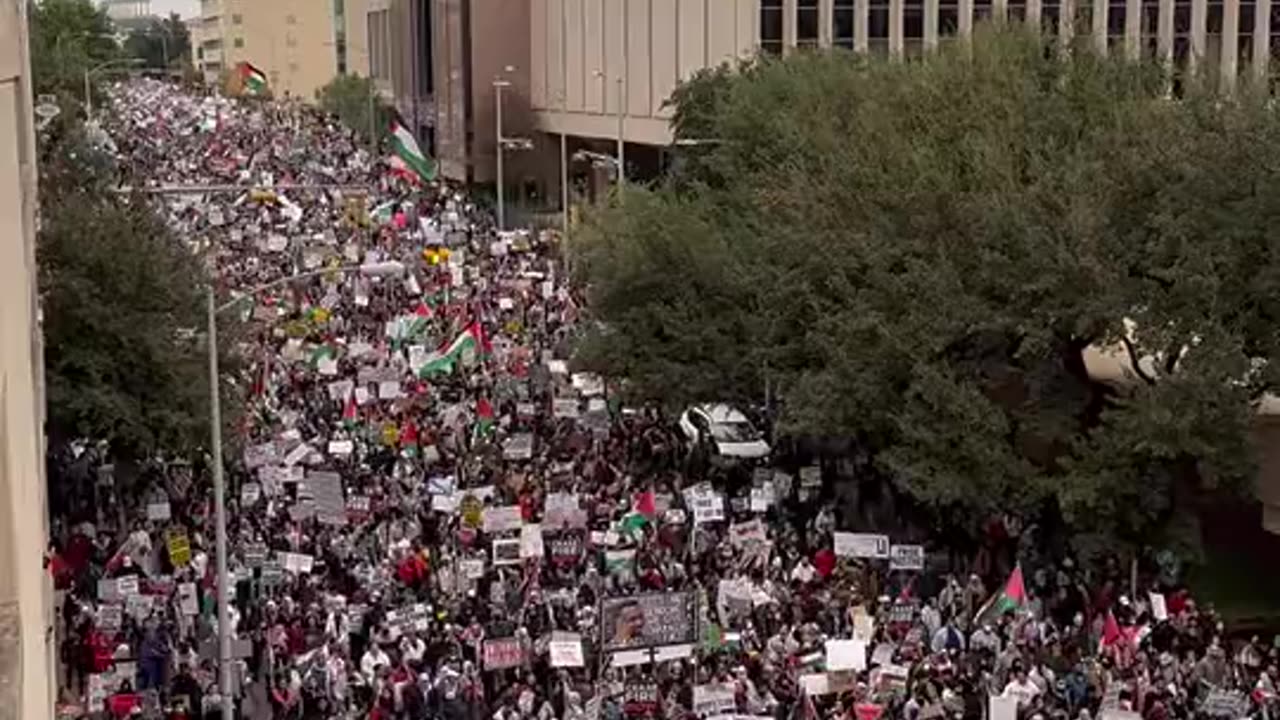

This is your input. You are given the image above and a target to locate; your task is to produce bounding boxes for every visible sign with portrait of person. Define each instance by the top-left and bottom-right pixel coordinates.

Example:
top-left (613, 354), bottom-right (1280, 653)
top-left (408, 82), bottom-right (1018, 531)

top-left (600, 592), bottom-right (696, 651)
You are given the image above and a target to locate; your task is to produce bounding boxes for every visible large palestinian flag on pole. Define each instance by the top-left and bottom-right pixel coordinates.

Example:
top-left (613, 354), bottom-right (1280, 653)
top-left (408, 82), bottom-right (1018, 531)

top-left (388, 113), bottom-right (436, 183)
top-left (238, 62), bottom-right (267, 95)
top-left (973, 564), bottom-right (1027, 627)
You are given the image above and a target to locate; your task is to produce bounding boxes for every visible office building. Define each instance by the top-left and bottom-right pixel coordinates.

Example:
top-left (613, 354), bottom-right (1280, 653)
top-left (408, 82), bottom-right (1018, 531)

top-left (191, 0), bottom-right (370, 101)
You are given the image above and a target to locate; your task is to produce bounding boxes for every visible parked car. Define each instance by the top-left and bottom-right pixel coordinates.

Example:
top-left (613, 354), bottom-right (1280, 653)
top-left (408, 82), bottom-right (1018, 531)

top-left (678, 403), bottom-right (771, 459)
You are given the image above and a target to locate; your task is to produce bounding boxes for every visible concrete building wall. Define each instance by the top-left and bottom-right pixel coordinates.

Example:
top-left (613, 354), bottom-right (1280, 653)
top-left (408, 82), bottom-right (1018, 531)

top-left (0, 1), bottom-right (55, 718)
top-left (530, 0), bottom-right (759, 146)
top-left (195, 0), bottom-right (352, 102)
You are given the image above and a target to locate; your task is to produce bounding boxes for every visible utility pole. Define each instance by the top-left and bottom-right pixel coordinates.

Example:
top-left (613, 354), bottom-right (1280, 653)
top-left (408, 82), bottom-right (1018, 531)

top-left (494, 76), bottom-right (510, 230)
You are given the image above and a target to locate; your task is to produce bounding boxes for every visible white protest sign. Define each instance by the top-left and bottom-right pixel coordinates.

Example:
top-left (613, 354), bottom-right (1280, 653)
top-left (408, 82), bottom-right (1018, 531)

top-left (1149, 592), bottom-right (1168, 621)
top-left (691, 493), bottom-right (726, 524)
top-left (833, 532), bottom-right (889, 559)
top-left (278, 552), bottom-right (315, 574)
top-left (378, 380), bottom-right (402, 400)
top-left (327, 439), bottom-right (354, 456)
top-left (484, 505), bottom-right (524, 534)
top-left (889, 544), bottom-right (925, 570)
top-left (988, 695), bottom-right (1018, 720)
top-left (116, 575), bottom-right (139, 597)
top-left (693, 684), bottom-right (738, 716)
top-left (520, 524), bottom-right (545, 558)
top-left (240, 482), bottom-right (261, 506)
top-left (549, 636), bottom-right (585, 667)
top-left (431, 494), bottom-right (459, 513)
top-left (750, 483), bottom-right (774, 512)
top-left (824, 639), bottom-right (866, 672)
top-left (460, 558), bottom-right (486, 579)
top-left (178, 582), bottom-right (199, 616)
top-left (147, 502), bottom-right (171, 521)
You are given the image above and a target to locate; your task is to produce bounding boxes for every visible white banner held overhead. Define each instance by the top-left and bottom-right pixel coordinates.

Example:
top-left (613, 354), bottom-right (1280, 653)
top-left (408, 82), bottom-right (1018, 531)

top-left (833, 532), bottom-right (889, 559)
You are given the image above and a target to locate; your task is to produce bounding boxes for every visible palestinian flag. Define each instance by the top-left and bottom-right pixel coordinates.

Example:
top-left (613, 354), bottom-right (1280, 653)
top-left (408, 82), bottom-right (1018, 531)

top-left (619, 512), bottom-right (649, 538)
top-left (400, 418), bottom-right (419, 456)
top-left (441, 322), bottom-right (491, 364)
top-left (309, 344), bottom-right (336, 369)
top-left (389, 114), bottom-right (436, 183)
top-left (370, 200), bottom-right (396, 225)
top-left (633, 491), bottom-right (657, 519)
top-left (342, 391), bottom-right (359, 428)
top-left (239, 62), bottom-right (267, 95)
top-left (416, 351), bottom-right (454, 378)
top-left (973, 564), bottom-right (1027, 627)
top-left (474, 398), bottom-right (495, 437)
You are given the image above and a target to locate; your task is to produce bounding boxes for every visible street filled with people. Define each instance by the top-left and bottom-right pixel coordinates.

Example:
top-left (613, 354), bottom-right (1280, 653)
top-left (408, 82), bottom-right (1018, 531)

top-left (45, 79), bottom-right (1280, 720)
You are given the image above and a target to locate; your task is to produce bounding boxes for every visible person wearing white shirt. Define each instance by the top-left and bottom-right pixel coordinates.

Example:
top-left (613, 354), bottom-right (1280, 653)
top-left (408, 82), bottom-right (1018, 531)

top-left (1002, 669), bottom-right (1041, 707)
top-left (400, 634), bottom-right (426, 665)
top-left (360, 645), bottom-right (390, 684)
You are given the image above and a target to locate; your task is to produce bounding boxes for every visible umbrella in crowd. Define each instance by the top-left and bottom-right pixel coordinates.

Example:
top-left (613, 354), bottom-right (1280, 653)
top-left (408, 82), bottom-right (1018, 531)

top-left (45, 79), bottom-right (1280, 720)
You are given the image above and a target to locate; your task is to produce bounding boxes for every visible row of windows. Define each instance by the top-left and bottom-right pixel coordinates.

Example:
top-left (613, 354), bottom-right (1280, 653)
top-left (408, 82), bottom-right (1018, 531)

top-left (761, 0), bottom-right (1280, 54)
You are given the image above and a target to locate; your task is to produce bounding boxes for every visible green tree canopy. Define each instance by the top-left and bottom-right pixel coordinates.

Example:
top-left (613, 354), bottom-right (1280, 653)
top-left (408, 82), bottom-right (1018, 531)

top-left (38, 122), bottom-right (226, 460)
top-left (28, 0), bottom-right (120, 105)
top-left (123, 13), bottom-right (191, 71)
top-left (317, 74), bottom-right (389, 148)
top-left (574, 27), bottom-right (1280, 558)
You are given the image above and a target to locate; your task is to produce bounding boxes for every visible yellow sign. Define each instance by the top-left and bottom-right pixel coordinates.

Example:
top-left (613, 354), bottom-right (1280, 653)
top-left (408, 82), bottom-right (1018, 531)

top-left (461, 495), bottom-right (483, 529)
top-left (167, 529), bottom-right (191, 568)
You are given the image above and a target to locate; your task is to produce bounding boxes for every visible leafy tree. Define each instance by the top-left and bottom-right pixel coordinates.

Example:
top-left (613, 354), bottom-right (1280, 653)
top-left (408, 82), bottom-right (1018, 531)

top-left (123, 13), bottom-right (191, 71)
top-left (28, 0), bottom-right (120, 107)
top-left (317, 73), bottom-right (389, 147)
top-left (574, 27), bottom-right (1280, 559)
top-left (37, 122), bottom-right (233, 461)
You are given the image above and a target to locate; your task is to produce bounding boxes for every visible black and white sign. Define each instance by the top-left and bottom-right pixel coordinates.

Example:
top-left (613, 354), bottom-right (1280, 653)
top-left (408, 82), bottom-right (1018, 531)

top-left (889, 544), bottom-right (925, 570)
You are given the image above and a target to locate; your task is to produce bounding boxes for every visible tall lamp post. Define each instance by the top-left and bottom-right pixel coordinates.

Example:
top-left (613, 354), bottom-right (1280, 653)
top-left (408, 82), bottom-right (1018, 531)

top-left (84, 57), bottom-right (144, 117)
top-left (493, 66), bottom-right (532, 230)
top-left (205, 259), bottom-right (404, 720)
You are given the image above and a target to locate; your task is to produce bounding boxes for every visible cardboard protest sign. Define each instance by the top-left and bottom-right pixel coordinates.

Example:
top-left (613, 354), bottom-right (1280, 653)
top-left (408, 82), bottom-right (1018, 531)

top-left (825, 639), bottom-right (866, 671)
top-left (240, 482), bottom-right (261, 506)
top-left (623, 681), bottom-right (659, 716)
top-left (278, 551), bottom-right (315, 574)
top-left (549, 634), bottom-right (585, 667)
top-left (483, 638), bottom-right (525, 670)
top-left (1149, 592), bottom-right (1168, 621)
top-left (147, 501), bottom-right (171, 522)
top-left (600, 592), bottom-right (696, 650)
top-left (729, 519), bottom-right (767, 547)
top-left (242, 542), bottom-right (268, 568)
top-left (178, 582), bottom-right (199, 616)
top-left (548, 533), bottom-right (583, 567)
top-left (306, 471), bottom-right (346, 525)
top-left (750, 483), bottom-right (775, 512)
top-left (543, 493), bottom-right (586, 529)
top-left (988, 695), bottom-right (1018, 720)
top-left (889, 544), bottom-right (925, 570)
top-left (166, 530), bottom-right (191, 568)
top-left (98, 603), bottom-right (123, 631)
top-left (484, 505), bottom-right (524, 534)
top-left (460, 558), bottom-right (486, 579)
top-left (432, 493), bottom-right (459, 513)
top-left (492, 538), bottom-right (522, 566)
top-left (519, 524), bottom-right (545, 558)
top-left (693, 684), bottom-right (737, 716)
top-left (552, 397), bottom-right (581, 419)
top-left (833, 532), bottom-right (889, 559)
top-left (502, 433), bottom-right (534, 460)
top-left (690, 493), bottom-right (725, 524)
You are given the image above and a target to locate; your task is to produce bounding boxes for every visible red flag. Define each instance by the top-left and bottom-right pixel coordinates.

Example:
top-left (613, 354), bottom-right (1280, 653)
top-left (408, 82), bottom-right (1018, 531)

top-left (855, 704), bottom-right (884, 720)
top-left (400, 418), bottom-right (419, 447)
top-left (1101, 610), bottom-right (1123, 648)
top-left (342, 391), bottom-right (358, 425)
top-left (633, 491), bottom-right (656, 519)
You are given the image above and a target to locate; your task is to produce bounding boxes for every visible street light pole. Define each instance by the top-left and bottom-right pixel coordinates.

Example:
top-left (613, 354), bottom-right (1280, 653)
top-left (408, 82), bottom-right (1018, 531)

top-left (559, 0), bottom-right (570, 238)
top-left (84, 57), bottom-right (144, 117)
top-left (202, 259), bottom-right (402, 720)
top-left (615, 75), bottom-right (625, 189)
top-left (205, 281), bottom-right (232, 720)
top-left (494, 77), bottom-right (510, 230)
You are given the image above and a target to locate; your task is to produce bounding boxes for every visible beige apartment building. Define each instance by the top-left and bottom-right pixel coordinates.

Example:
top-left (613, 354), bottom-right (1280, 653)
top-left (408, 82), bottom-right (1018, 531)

top-left (191, 0), bottom-right (370, 101)
top-left (0, 1), bottom-right (56, 719)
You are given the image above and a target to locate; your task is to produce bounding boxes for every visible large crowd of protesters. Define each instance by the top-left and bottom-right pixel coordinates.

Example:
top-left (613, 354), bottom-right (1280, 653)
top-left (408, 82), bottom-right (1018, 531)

top-left (44, 79), bottom-right (1280, 720)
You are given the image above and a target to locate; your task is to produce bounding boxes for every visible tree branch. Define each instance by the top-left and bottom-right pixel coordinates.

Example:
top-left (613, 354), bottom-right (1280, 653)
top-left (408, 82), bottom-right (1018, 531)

top-left (1121, 336), bottom-right (1158, 385)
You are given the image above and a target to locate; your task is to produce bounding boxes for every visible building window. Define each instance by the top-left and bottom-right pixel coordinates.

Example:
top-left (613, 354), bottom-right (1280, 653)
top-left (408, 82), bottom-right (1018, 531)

top-left (233, 37), bottom-right (244, 48)
top-left (288, 62), bottom-right (299, 73)
top-left (870, 0), bottom-right (889, 53)
top-left (835, 0), bottom-right (856, 47)
top-left (231, 13), bottom-right (241, 23)
top-left (286, 14), bottom-right (297, 24)
top-left (285, 34), bottom-right (297, 47)
top-left (334, 0), bottom-right (345, 18)
top-left (798, 0), bottom-right (820, 47)
top-left (368, 9), bottom-right (388, 80)
top-left (761, 0), bottom-right (784, 54)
